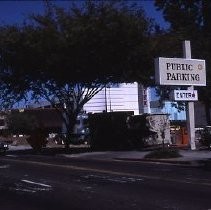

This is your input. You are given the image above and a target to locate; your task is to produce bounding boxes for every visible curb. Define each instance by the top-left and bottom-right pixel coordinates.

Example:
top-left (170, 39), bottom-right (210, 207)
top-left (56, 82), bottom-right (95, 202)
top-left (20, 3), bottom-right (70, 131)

top-left (114, 158), bottom-right (204, 167)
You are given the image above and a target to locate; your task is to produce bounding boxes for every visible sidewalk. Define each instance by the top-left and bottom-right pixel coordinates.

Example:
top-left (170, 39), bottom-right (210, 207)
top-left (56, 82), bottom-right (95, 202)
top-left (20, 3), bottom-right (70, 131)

top-left (7, 145), bottom-right (211, 167)
top-left (115, 150), bottom-right (211, 166)
top-left (61, 149), bottom-right (211, 166)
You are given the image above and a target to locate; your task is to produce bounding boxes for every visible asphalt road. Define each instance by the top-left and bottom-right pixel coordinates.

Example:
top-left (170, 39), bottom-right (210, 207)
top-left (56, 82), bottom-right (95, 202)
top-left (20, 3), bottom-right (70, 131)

top-left (0, 154), bottom-right (211, 210)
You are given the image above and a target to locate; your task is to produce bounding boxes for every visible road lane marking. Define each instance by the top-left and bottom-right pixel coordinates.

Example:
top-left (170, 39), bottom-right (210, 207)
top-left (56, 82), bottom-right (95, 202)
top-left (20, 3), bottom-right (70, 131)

top-left (11, 181), bottom-right (52, 194)
top-left (82, 174), bottom-right (144, 184)
top-left (21, 179), bottom-right (52, 188)
top-left (14, 188), bottom-right (36, 193)
top-left (3, 158), bottom-right (211, 187)
top-left (0, 164), bottom-right (9, 169)
top-left (6, 155), bottom-right (18, 157)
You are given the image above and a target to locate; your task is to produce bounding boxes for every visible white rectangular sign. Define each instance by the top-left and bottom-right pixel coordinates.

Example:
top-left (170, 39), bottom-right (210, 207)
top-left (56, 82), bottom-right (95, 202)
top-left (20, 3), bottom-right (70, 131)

top-left (172, 90), bottom-right (198, 101)
top-left (155, 57), bottom-right (206, 86)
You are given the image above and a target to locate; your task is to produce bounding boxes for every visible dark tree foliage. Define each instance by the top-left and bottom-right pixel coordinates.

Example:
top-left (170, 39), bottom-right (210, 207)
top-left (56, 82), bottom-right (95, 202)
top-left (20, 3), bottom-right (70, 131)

top-left (154, 0), bottom-right (211, 123)
top-left (0, 1), bottom-right (155, 148)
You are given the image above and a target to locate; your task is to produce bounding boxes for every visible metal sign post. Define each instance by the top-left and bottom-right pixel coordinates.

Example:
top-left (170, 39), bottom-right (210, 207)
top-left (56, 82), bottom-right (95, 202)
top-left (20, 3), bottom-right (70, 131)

top-left (155, 40), bottom-right (206, 150)
top-left (183, 40), bottom-right (196, 150)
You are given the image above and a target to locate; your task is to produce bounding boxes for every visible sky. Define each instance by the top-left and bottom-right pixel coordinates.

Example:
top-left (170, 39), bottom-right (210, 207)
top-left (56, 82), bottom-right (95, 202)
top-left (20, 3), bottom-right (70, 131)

top-left (0, 0), bottom-right (168, 28)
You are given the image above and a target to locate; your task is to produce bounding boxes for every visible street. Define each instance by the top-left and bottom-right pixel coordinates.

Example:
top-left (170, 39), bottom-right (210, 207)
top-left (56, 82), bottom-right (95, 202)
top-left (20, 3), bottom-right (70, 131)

top-left (0, 153), bottom-right (211, 210)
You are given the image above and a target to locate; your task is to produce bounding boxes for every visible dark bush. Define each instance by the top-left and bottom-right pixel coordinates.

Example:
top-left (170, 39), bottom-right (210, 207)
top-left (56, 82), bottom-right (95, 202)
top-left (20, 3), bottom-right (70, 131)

top-left (200, 127), bottom-right (211, 149)
top-left (126, 114), bottom-right (157, 148)
top-left (88, 112), bottom-right (157, 151)
top-left (26, 128), bottom-right (48, 152)
top-left (88, 112), bottom-right (133, 151)
top-left (144, 148), bottom-right (182, 159)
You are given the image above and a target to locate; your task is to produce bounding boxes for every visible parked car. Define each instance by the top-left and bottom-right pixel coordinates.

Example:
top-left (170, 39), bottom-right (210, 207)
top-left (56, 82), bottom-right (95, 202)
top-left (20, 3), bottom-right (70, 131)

top-left (0, 142), bottom-right (9, 154)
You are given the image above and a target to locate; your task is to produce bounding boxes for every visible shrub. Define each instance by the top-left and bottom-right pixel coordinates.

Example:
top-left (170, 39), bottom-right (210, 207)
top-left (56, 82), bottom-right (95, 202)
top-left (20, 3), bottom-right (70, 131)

top-left (89, 112), bottom-right (133, 151)
top-left (26, 129), bottom-right (48, 152)
top-left (200, 127), bottom-right (211, 148)
top-left (144, 148), bottom-right (182, 159)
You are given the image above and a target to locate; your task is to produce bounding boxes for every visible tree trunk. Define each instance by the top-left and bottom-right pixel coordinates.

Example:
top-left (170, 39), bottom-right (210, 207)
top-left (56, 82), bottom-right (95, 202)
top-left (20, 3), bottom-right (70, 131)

top-left (64, 113), bottom-right (77, 152)
top-left (64, 134), bottom-right (70, 151)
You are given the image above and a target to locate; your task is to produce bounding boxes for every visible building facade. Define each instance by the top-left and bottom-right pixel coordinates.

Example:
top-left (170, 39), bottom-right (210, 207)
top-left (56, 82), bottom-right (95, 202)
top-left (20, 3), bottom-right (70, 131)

top-left (84, 83), bottom-right (148, 115)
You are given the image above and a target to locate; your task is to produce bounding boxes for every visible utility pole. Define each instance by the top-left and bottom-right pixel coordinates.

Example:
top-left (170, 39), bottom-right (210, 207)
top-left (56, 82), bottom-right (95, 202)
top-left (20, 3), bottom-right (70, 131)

top-left (183, 40), bottom-right (196, 150)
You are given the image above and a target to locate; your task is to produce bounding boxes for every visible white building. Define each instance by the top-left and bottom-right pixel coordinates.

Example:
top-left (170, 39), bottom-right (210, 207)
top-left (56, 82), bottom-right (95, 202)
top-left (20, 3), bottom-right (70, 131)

top-left (84, 83), bottom-right (151, 115)
top-left (28, 83), bottom-right (186, 121)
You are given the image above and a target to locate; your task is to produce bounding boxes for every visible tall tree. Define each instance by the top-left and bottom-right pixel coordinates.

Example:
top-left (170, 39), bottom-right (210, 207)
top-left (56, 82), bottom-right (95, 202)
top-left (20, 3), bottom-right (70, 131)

top-left (154, 0), bottom-right (211, 124)
top-left (0, 1), bottom-right (155, 148)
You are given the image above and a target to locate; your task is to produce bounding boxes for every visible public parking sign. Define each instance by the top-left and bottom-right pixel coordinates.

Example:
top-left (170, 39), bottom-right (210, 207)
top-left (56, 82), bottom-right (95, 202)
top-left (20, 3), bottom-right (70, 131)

top-left (171, 90), bottom-right (198, 101)
top-left (155, 57), bottom-right (206, 86)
